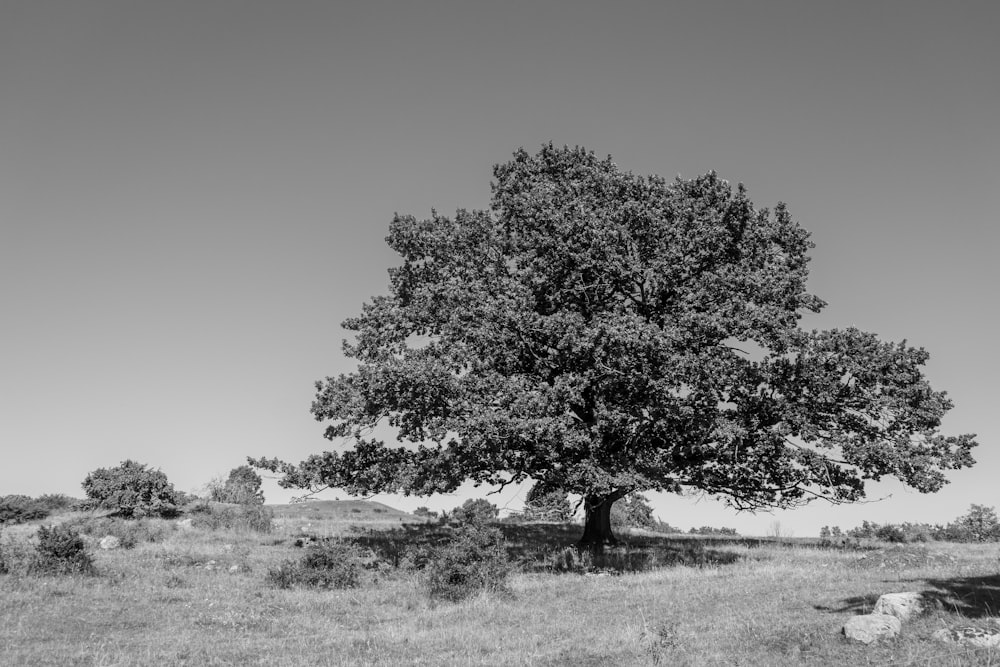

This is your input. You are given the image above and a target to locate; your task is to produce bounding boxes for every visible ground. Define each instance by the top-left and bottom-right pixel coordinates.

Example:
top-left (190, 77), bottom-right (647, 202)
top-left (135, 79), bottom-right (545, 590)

top-left (1, 502), bottom-right (999, 665)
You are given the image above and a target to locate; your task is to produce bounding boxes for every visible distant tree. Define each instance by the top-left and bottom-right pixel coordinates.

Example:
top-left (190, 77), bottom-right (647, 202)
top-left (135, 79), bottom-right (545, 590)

top-left (947, 504), bottom-right (1000, 542)
top-left (451, 498), bottom-right (499, 524)
top-left (81, 460), bottom-right (179, 518)
top-left (523, 482), bottom-right (574, 522)
top-left (610, 493), bottom-right (656, 529)
top-left (210, 465), bottom-right (265, 505)
top-left (413, 506), bottom-right (438, 518)
top-left (252, 144), bottom-right (977, 547)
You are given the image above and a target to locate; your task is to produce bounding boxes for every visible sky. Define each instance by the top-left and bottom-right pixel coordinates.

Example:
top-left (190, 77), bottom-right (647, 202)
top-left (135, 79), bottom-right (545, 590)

top-left (2, 1), bottom-right (997, 536)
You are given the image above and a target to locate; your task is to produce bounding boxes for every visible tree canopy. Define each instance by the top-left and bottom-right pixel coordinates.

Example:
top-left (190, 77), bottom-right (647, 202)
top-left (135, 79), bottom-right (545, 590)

top-left (252, 144), bottom-right (977, 545)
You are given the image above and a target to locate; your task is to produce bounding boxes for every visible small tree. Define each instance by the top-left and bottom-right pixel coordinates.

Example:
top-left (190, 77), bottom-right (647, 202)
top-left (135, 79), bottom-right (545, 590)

top-left (523, 482), bottom-right (574, 522)
top-left (82, 460), bottom-right (179, 518)
top-left (610, 493), bottom-right (657, 529)
top-left (451, 498), bottom-right (499, 524)
top-left (210, 465), bottom-right (265, 505)
top-left (950, 504), bottom-right (1000, 542)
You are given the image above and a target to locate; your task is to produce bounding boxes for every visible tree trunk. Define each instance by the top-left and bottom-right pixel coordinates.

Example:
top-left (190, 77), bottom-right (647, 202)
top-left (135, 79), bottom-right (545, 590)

top-left (578, 492), bottom-right (626, 549)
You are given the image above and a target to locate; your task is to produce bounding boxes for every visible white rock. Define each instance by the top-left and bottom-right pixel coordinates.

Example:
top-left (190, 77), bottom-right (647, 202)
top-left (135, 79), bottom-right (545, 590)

top-left (176, 518), bottom-right (194, 530)
top-left (843, 615), bottom-right (901, 644)
top-left (873, 592), bottom-right (926, 622)
top-left (229, 564), bottom-right (239, 573)
top-left (932, 626), bottom-right (1000, 648)
top-left (99, 535), bottom-right (121, 550)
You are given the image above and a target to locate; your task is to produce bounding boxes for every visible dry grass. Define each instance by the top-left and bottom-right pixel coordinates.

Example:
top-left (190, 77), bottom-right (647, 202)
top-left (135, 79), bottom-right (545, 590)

top-left (2, 513), bottom-right (1000, 666)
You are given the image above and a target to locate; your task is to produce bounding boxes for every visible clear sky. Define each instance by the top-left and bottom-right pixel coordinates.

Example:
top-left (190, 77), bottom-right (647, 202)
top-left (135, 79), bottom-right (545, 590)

top-left (2, 1), bottom-right (997, 536)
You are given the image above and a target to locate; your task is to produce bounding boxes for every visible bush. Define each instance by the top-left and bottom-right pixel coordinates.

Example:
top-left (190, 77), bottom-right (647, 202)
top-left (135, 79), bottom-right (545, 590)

top-left (189, 504), bottom-right (273, 533)
top-left (82, 460), bottom-right (180, 518)
top-left (0, 495), bottom-right (51, 525)
top-left (266, 541), bottom-right (366, 590)
top-left (523, 483), bottom-right (574, 522)
top-left (688, 526), bottom-right (739, 536)
top-left (30, 524), bottom-right (95, 575)
top-left (611, 494), bottom-right (657, 530)
top-left (424, 523), bottom-right (513, 602)
top-left (208, 466), bottom-right (265, 505)
top-left (451, 498), bottom-right (499, 525)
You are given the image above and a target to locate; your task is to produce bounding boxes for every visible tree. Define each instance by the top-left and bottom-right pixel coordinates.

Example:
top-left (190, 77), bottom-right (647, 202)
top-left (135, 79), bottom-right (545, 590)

top-left (82, 460), bottom-right (179, 518)
top-left (210, 465), bottom-right (265, 505)
top-left (950, 504), bottom-right (1000, 542)
top-left (251, 144), bottom-right (977, 547)
top-left (451, 498), bottom-right (499, 524)
top-left (523, 482), bottom-right (574, 522)
top-left (610, 493), bottom-right (656, 530)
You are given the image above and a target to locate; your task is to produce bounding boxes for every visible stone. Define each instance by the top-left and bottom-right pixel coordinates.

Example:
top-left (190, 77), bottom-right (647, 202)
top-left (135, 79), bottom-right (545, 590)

top-left (99, 535), bottom-right (121, 550)
top-left (843, 615), bottom-right (901, 644)
top-left (229, 564), bottom-right (239, 573)
top-left (932, 626), bottom-right (1000, 648)
top-left (872, 592), bottom-right (927, 622)
top-left (176, 518), bottom-right (193, 530)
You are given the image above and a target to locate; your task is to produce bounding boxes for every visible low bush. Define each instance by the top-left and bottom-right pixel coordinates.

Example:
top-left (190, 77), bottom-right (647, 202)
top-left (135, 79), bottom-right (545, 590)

top-left (190, 504), bottom-right (273, 533)
top-left (424, 523), bottom-right (513, 602)
top-left (0, 495), bottom-right (51, 525)
top-left (30, 524), bottom-right (96, 576)
top-left (266, 540), bottom-right (366, 590)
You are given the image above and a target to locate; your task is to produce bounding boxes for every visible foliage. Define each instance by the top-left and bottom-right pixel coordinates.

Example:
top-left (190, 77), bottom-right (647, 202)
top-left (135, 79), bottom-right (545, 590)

top-left (423, 523), bottom-right (513, 602)
top-left (63, 516), bottom-right (171, 549)
top-left (610, 493), bottom-right (657, 529)
top-left (81, 460), bottom-right (180, 518)
top-left (209, 465), bottom-right (265, 505)
top-left (0, 495), bottom-right (51, 525)
top-left (252, 144), bottom-right (976, 544)
top-left (450, 498), bottom-right (499, 525)
top-left (266, 540), bottom-right (366, 590)
top-left (523, 482), bottom-right (574, 522)
top-left (189, 504), bottom-right (273, 533)
top-left (413, 506), bottom-right (437, 518)
top-left (936, 504), bottom-right (1000, 542)
top-left (30, 524), bottom-right (96, 575)
top-left (688, 526), bottom-right (739, 536)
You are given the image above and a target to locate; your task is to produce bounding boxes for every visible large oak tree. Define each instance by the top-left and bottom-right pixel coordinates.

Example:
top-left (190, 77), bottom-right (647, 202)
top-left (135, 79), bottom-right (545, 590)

top-left (252, 144), bottom-right (977, 545)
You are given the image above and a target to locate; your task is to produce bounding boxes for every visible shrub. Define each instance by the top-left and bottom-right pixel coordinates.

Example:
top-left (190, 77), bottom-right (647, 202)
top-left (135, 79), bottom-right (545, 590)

top-left (266, 541), bottom-right (365, 590)
top-left (208, 466), bottom-right (265, 505)
top-left (190, 504), bottom-right (273, 533)
top-left (30, 524), bottom-right (96, 575)
top-left (413, 506), bottom-right (438, 519)
top-left (0, 495), bottom-right (51, 525)
top-left (688, 526), bottom-right (739, 536)
top-left (424, 523), bottom-right (513, 602)
top-left (82, 460), bottom-right (180, 518)
top-left (523, 483), bottom-right (574, 522)
top-left (611, 494), bottom-right (657, 530)
top-left (450, 498), bottom-right (499, 525)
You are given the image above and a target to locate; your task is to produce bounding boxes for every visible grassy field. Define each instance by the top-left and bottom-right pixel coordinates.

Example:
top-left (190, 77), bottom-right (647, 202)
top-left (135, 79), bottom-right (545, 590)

top-left (2, 504), bottom-right (1000, 666)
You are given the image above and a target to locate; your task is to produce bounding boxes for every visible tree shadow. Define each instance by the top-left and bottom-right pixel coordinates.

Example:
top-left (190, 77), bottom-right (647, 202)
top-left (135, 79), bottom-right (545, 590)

top-left (328, 522), bottom-right (748, 574)
top-left (915, 574), bottom-right (1000, 618)
top-left (815, 575), bottom-right (1000, 618)
top-left (498, 524), bottom-right (747, 573)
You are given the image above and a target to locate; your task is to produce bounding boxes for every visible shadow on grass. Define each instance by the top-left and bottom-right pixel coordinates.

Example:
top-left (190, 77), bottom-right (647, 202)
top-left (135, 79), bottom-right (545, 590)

top-left (816, 574), bottom-right (1000, 618)
top-left (324, 522), bottom-right (748, 574)
top-left (917, 574), bottom-right (1000, 618)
